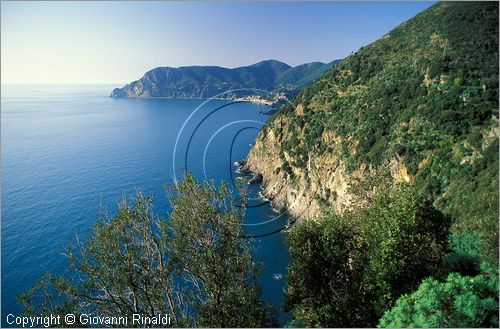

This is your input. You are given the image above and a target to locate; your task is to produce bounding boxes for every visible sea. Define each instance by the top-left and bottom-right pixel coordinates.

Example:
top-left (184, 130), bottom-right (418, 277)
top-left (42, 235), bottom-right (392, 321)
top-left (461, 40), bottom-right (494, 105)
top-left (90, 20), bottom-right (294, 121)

top-left (1, 85), bottom-right (290, 325)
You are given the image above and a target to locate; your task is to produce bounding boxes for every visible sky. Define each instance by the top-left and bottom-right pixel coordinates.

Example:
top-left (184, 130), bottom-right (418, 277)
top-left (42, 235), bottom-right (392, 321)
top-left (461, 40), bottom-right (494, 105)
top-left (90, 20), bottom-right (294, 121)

top-left (1, 1), bottom-right (435, 85)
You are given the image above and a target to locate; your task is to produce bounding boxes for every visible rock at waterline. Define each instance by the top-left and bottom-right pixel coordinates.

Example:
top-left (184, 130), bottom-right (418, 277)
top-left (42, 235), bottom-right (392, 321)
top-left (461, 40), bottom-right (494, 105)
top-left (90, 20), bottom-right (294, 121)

top-left (248, 174), bottom-right (263, 184)
top-left (234, 159), bottom-right (252, 174)
top-left (234, 159), bottom-right (246, 167)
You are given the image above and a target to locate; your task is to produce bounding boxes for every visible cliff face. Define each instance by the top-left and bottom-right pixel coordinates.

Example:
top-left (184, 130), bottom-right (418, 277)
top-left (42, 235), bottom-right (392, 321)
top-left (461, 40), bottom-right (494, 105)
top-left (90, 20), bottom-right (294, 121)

top-left (245, 119), bottom-right (355, 220)
top-left (110, 60), bottom-right (339, 101)
top-left (246, 2), bottom-right (499, 225)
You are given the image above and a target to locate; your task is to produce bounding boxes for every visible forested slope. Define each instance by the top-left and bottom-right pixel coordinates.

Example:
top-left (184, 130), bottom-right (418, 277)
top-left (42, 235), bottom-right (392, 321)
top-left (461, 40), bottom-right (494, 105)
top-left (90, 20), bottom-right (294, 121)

top-left (245, 2), bottom-right (498, 326)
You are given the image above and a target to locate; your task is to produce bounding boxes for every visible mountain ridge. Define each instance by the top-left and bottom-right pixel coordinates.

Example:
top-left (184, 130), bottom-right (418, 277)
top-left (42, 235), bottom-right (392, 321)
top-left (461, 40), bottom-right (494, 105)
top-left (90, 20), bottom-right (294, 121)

top-left (110, 59), bottom-right (339, 102)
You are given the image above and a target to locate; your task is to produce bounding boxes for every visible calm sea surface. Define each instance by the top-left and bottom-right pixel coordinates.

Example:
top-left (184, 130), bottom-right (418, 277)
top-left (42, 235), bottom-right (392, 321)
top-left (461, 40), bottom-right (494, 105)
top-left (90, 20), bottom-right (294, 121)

top-left (1, 85), bottom-right (290, 324)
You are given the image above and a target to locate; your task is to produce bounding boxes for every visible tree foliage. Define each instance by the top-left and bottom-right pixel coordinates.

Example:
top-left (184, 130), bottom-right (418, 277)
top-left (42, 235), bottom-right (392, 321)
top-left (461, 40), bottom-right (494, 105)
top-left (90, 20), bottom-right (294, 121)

top-left (379, 263), bottom-right (499, 328)
top-left (167, 174), bottom-right (275, 327)
top-left (284, 184), bottom-right (450, 327)
top-left (19, 174), bottom-right (276, 327)
top-left (284, 216), bottom-right (367, 327)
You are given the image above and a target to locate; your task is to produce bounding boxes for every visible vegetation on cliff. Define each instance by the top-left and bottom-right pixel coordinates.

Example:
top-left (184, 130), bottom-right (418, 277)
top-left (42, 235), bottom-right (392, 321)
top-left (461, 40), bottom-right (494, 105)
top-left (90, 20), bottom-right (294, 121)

top-left (284, 185), bottom-right (451, 327)
top-left (379, 262), bottom-right (499, 328)
top-left (245, 2), bottom-right (498, 327)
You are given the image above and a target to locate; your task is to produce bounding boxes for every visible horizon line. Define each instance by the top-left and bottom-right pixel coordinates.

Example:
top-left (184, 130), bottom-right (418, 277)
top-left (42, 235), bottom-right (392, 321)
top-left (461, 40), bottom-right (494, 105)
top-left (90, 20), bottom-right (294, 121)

top-left (1, 58), bottom-right (342, 86)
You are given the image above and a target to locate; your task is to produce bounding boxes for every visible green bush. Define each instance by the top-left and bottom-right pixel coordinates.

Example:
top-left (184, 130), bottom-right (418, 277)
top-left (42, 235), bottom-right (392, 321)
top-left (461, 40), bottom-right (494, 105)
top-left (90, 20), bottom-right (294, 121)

top-left (284, 184), bottom-right (450, 327)
top-left (379, 263), bottom-right (499, 328)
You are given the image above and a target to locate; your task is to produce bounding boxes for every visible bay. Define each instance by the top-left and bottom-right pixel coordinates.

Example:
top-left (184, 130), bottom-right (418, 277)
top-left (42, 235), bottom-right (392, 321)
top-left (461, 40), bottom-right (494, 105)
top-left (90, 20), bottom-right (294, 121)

top-left (1, 85), bottom-right (290, 325)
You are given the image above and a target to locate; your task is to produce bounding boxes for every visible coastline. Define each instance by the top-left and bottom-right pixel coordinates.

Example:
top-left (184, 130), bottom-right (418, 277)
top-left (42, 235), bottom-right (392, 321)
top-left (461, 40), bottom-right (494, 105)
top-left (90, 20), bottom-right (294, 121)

top-left (109, 95), bottom-right (281, 106)
top-left (236, 160), bottom-right (296, 226)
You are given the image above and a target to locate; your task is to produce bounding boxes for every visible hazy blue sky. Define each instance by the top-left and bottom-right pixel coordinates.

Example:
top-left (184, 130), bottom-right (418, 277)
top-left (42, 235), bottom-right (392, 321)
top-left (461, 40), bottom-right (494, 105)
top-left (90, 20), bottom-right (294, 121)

top-left (1, 1), bottom-right (435, 84)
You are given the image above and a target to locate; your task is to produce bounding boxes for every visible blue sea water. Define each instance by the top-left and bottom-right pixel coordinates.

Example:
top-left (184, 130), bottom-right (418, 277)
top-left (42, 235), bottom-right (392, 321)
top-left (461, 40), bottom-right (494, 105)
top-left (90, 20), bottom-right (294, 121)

top-left (1, 85), bottom-right (290, 325)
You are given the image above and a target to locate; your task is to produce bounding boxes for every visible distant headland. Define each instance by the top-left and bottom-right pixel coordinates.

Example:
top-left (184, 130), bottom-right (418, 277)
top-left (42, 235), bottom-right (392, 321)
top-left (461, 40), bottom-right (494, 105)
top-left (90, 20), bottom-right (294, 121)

top-left (110, 59), bottom-right (339, 104)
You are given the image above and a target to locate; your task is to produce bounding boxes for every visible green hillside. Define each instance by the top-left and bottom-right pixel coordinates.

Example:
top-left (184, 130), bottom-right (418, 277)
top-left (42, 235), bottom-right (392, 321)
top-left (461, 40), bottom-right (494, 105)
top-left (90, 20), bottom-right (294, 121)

top-left (252, 1), bottom-right (498, 261)
top-left (110, 59), bottom-right (339, 101)
top-left (246, 2), bottom-right (498, 326)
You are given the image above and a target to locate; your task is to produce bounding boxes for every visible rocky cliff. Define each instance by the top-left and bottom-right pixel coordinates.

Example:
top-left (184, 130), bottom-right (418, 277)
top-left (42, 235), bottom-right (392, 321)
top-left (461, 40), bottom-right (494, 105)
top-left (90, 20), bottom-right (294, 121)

top-left (245, 1), bottom-right (499, 236)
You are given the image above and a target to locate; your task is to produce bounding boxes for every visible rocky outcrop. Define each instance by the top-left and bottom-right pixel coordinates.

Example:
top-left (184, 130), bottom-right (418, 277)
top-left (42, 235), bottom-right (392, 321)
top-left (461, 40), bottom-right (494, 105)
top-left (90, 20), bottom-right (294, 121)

top-left (245, 127), bottom-right (384, 221)
top-left (247, 174), bottom-right (263, 185)
top-left (245, 123), bottom-right (435, 223)
top-left (245, 115), bottom-right (353, 221)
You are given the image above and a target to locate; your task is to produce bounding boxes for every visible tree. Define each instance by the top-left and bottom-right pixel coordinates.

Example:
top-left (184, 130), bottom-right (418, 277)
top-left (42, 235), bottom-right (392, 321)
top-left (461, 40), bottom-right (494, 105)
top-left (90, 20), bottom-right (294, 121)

top-left (20, 193), bottom-right (188, 327)
top-left (167, 174), bottom-right (276, 327)
top-left (19, 174), bottom-right (275, 327)
top-left (283, 184), bottom-right (450, 327)
top-left (360, 184), bottom-right (451, 317)
top-left (379, 263), bottom-right (499, 328)
top-left (284, 215), bottom-right (368, 327)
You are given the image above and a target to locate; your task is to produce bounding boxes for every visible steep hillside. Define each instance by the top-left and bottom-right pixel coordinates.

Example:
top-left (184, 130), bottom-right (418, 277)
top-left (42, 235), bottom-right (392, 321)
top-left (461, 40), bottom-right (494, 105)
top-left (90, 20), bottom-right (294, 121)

top-left (110, 59), bottom-right (338, 101)
top-left (246, 2), bottom-right (498, 262)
